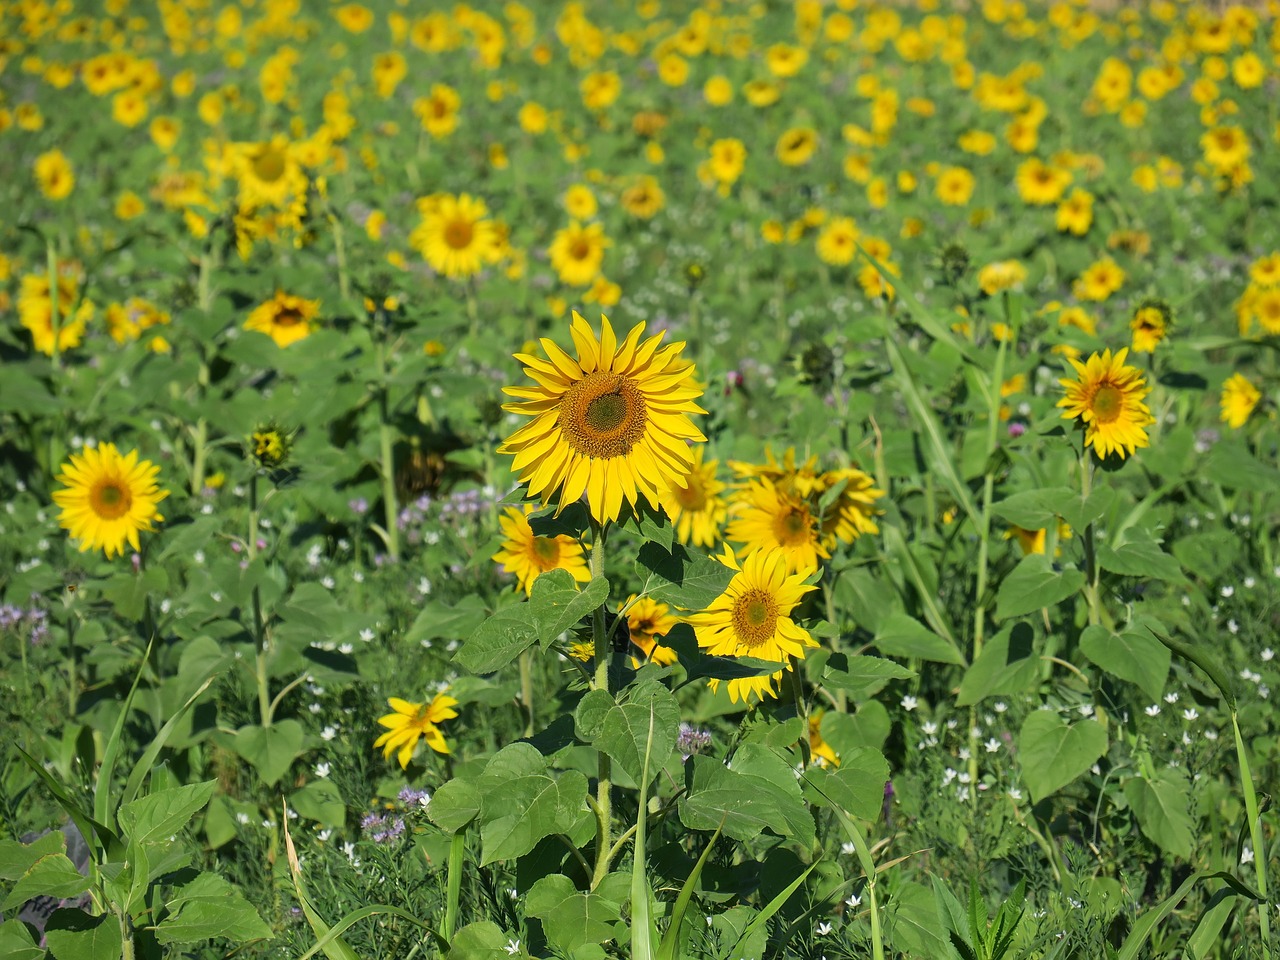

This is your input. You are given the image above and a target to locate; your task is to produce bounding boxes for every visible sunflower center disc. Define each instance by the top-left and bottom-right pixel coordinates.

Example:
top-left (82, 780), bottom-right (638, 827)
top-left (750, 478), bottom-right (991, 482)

top-left (675, 478), bottom-right (707, 511)
top-left (775, 507), bottom-right (811, 545)
top-left (562, 373), bottom-right (648, 459)
top-left (531, 536), bottom-right (561, 564)
top-left (445, 219), bottom-right (474, 250)
top-left (275, 308), bottom-right (303, 327)
top-left (570, 239), bottom-right (592, 261)
top-left (732, 589), bottom-right (778, 649)
top-left (253, 149), bottom-right (286, 183)
top-left (91, 481), bottom-right (133, 520)
top-left (1092, 384), bottom-right (1123, 423)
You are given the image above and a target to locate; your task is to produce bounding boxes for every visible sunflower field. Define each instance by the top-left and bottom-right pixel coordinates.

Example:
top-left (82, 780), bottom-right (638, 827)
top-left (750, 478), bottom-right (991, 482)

top-left (3, 0), bottom-right (1280, 957)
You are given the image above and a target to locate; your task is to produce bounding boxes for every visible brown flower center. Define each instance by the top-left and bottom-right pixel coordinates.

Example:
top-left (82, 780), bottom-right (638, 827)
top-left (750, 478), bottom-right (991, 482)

top-left (91, 479), bottom-right (132, 520)
top-left (772, 504), bottom-right (814, 546)
top-left (531, 536), bottom-right (561, 565)
top-left (731, 588), bottom-right (778, 649)
top-left (560, 371), bottom-right (647, 459)
top-left (444, 218), bottom-right (474, 250)
top-left (253, 146), bottom-right (287, 184)
top-left (275, 306), bottom-right (304, 327)
top-left (674, 475), bottom-right (707, 511)
top-left (1091, 384), bottom-right (1123, 423)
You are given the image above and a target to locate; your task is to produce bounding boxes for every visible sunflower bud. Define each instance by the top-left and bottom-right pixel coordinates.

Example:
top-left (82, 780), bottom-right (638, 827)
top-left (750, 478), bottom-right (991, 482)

top-left (684, 261), bottom-right (707, 291)
top-left (937, 242), bottom-right (971, 286)
top-left (249, 423), bottom-right (293, 469)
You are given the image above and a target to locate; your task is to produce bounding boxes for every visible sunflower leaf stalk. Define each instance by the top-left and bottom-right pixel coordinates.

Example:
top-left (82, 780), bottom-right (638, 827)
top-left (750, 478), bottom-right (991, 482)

top-left (589, 517), bottom-right (613, 889)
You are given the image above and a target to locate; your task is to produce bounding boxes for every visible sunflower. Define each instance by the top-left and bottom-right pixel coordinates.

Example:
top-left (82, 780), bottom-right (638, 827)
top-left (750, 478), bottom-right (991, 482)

top-left (18, 271), bottom-right (94, 356)
top-left (1130, 298), bottom-right (1172, 353)
top-left (373, 693), bottom-right (459, 768)
top-left (233, 136), bottom-right (305, 209)
top-left (491, 504), bottom-right (591, 596)
top-left (52, 443), bottom-right (169, 559)
top-left (809, 713), bottom-right (839, 767)
top-left (34, 148), bottom-right (74, 200)
top-left (726, 480), bottom-right (829, 575)
top-left (818, 467), bottom-right (885, 548)
top-left (816, 217), bottom-right (860, 266)
top-left (623, 595), bottom-right (678, 667)
top-left (244, 291), bottom-right (319, 348)
top-left (776, 127), bottom-right (818, 166)
top-left (498, 311), bottom-right (707, 526)
top-left (1057, 348), bottom-right (1155, 460)
top-left (410, 193), bottom-right (499, 280)
top-left (659, 446), bottom-right (727, 548)
top-left (620, 174), bottom-right (665, 219)
top-left (548, 221), bottom-right (610, 287)
top-left (413, 84), bottom-right (460, 138)
top-left (1015, 158), bottom-right (1072, 205)
top-left (935, 166), bottom-right (975, 206)
top-left (1220, 373), bottom-right (1261, 429)
top-left (686, 547), bottom-right (818, 663)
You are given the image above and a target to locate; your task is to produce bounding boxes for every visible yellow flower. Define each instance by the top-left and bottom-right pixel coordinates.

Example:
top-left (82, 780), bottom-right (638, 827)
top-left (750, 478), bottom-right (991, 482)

top-left (335, 4), bottom-right (375, 33)
top-left (1056, 189), bottom-right (1094, 235)
top-left (623, 595), bottom-right (679, 667)
top-left (726, 480), bottom-right (828, 576)
top-left (686, 547), bottom-right (818, 663)
top-left (498, 311), bottom-right (707, 526)
top-left (112, 90), bottom-right (147, 128)
top-left (776, 127), bottom-right (818, 166)
top-left (935, 166), bottom-right (975, 206)
top-left (809, 713), bottom-right (839, 767)
top-left (373, 694), bottom-right (459, 768)
top-left (115, 191), bottom-right (145, 220)
top-left (52, 443), bottom-right (168, 559)
top-left (1220, 373), bottom-right (1261, 429)
top-left (1130, 299), bottom-right (1172, 353)
top-left (548, 221), bottom-right (610, 288)
top-left (410, 193), bottom-right (500, 280)
top-left (704, 75), bottom-right (734, 106)
top-left (659, 446), bottom-right (727, 548)
top-left (244, 291), bottom-right (320, 348)
top-left (620, 174), bottom-right (665, 218)
top-left (1058, 348), bottom-right (1155, 460)
top-left (563, 183), bottom-right (598, 220)
top-left (978, 260), bottom-right (1027, 296)
top-left (816, 217), bottom-right (860, 266)
top-left (580, 71), bottom-right (621, 110)
top-left (518, 101), bottom-right (548, 134)
top-left (706, 138), bottom-right (747, 186)
top-left (1073, 258), bottom-right (1125, 302)
top-left (19, 271), bottom-right (93, 355)
top-left (34, 149), bottom-right (75, 200)
top-left (414, 84), bottom-right (461, 138)
top-left (1016, 157), bottom-right (1072, 205)
top-left (491, 505), bottom-right (591, 596)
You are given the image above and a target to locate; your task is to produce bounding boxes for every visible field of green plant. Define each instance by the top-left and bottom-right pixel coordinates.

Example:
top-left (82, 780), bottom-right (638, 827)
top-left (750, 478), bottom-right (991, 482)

top-left (3, 0), bottom-right (1280, 957)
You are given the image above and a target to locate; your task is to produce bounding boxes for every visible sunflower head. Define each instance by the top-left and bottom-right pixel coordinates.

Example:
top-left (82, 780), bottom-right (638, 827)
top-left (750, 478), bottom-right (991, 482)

top-left (249, 422), bottom-right (294, 470)
top-left (52, 443), bottom-right (169, 559)
top-left (1057, 347), bottom-right (1155, 460)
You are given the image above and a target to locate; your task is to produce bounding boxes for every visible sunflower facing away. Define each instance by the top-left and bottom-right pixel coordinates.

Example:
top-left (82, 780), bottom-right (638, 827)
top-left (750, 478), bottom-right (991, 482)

top-left (53, 443), bottom-right (169, 558)
top-left (498, 311), bottom-right (707, 526)
top-left (1057, 347), bottom-right (1155, 459)
top-left (373, 693), bottom-right (460, 768)
top-left (491, 504), bottom-right (591, 596)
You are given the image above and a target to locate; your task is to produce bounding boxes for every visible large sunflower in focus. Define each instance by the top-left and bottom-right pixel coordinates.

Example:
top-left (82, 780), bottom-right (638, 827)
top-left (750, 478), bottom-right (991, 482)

top-left (1057, 347), bottom-right (1155, 459)
top-left (499, 311), bottom-right (707, 526)
top-left (725, 480), bottom-right (829, 575)
top-left (53, 443), bottom-right (169, 558)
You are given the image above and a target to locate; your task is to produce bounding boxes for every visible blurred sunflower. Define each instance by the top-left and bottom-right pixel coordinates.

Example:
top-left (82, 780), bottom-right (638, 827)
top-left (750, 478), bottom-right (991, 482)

top-left (660, 446), bottom-right (727, 548)
top-left (816, 217), bottom-right (860, 266)
top-left (34, 148), bottom-right (74, 200)
top-left (1129, 298), bottom-right (1172, 353)
top-left (548, 221), bottom-right (610, 287)
top-left (411, 193), bottom-right (499, 279)
top-left (233, 136), bottom-right (305, 209)
top-left (244, 291), bottom-right (319, 348)
top-left (498, 311), bottom-right (707, 526)
top-left (1220, 373), bottom-right (1261, 429)
top-left (623, 595), bottom-right (678, 667)
top-left (52, 443), bottom-right (168, 558)
top-left (686, 547), bottom-right (817, 662)
top-left (620, 174), bottom-right (665, 218)
top-left (18, 271), bottom-right (94, 355)
top-left (491, 504), bottom-right (591, 596)
top-left (776, 127), bottom-right (818, 166)
top-left (373, 694), bottom-right (459, 768)
top-left (1058, 348), bottom-right (1155, 459)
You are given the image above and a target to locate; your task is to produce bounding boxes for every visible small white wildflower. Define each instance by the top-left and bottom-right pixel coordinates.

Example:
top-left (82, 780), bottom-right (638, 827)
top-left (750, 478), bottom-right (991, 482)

top-left (504, 939), bottom-right (521, 956)
top-left (846, 893), bottom-right (862, 908)
top-left (1262, 648), bottom-right (1275, 662)
top-left (193, 549), bottom-right (205, 564)
top-left (1228, 620), bottom-right (1240, 635)
top-left (360, 628), bottom-right (375, 642)
top-left (985, 738), bottom-right (1001, 753)
top-left (1145, 704), bottom-right (1161, 717)
top-left (321, 576), bottom-right (336, 590)
top-left (318, 829), bottom-right (333, 842)
top-left (1164, 692), bottom-right (1179, 704)
top-left (315, 762), bottom-right (331, 778)
top-left (339, 642), bottom-right (354, 654)
top-left (993, 701), bottom-right (1008, 713)
top-left (921, 721), bottom-right (938, 735)
top-left (816, 922), bottom-right (833, 936)
top-left (1183, 708), bottom-right (1198, 721)
top-left (1205, 729), bottom-right (1219, 741)
top-left (1244, 576), bottom-right (1256, 588)
top-left (235, 812), bottom-right (251, 825)
top-left (321, 725), bottom-right (339, 741)
top-left (1221, 585), bottom-right (1234, 598)
top-left (901, 695), bottom-right (918, 711)
top-left (1242, 846), bottom-right (1255, 865)
top-left (841, 841), bottom-right (856, 855)
top-left (1008, 788), bottom-right (1023, 801)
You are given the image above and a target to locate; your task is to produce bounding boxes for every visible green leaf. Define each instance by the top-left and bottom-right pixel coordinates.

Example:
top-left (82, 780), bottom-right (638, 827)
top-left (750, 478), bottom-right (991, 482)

top-left (0, 830), bottom-right (64, 880)
top-left (820, 653), bottom-right (915, 699)
top-left (1018, 712), bottom-right (1107, 803)
top-left (1097, 535), bottom-right (1184, 582)
top-left (1203, 440), bottom-right (1280, 491)
top-left (574, 689), bottom-right (614, 742)
top-left (117, 780), bottom-right (216, 847)
top-left (991, 487), bottom-right (1075, 530)
top-left (679, 745), bottom-right (815, 846)
top-left (455, 572), bottom-right (609, 674)
top-left (446, 920), bottom-right (512, 960)
top-left (480, 771), bottom-right (589, 865)
top-left (1079, 623), bottom-right (1170, 701)
top-left (427, 778), bottom-right (483, 834)
top-left (100, 567), bottom-right (169, 621)
top-left (595, 682), bottom-right (680, 785)
top-left (157, 872), bottom-right (273, 944)
top-left (956, 622), bottom-right (1039, 707)
top-left (1, 850), bottom-right (90, 911)
top-left (44, 912), bottom-right (123, 960)
top-left (1172, 532), bottom-right (1241, 583)
top-left (888, 881), bottom-right (951, 957)
top-left (1057, 486), bottom-right (1116, 534)
top-left (874, 612), bottom-right (965, 664)
top-left (526, 873), bottom-right (624, 952)
top-left (1123, 768), bottom-right (1194, 859)
top-left (0, 919), bottom-right (43, 960)
top-left (404, 595), bottom-right (489, 646)
top-left (290, 780), bottom-right (346, 828)
top-left (231, 721), bottom-right (306, 787)
top-left (802, 748), bottom-right (890, 822)
top-left (994, 554), bottom-right (1084, 620)
top-left (634, 543), bottom-right (734, 611)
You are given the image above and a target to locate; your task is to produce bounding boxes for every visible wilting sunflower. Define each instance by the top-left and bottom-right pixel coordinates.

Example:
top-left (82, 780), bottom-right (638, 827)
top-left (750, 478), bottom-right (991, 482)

top-left (1220, 373), bottom-right (1261, 429)
top-left (726, 480), bottom-right (829, 575)
top-left (687, 546), bottom-right (817, 663)
top-left (244, 291), bottom-right (319, 348)
top-left (499, 311), bottom-right (707, 526)
top-left (659, 446), bottom-right (727, 548)
top-left (410, 193), bottom-right (499, 280)
top-left (373, 693), bottom-right (459, 768)
top-left (491, 504), bottom-right (591, 596)
top-left (622, 595), bottom-right (678, 667)
top-left (1057, 348), bottom-right (1155, 459)
top-left (52, 443), bottom-right (169, 559)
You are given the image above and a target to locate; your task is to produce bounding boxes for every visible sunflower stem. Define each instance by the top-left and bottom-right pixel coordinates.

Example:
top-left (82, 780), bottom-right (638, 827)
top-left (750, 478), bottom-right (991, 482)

top-left (589, 518), bottom-right (612, 889)
top-left (444, 826), bottom-right (465, 943)
top-left (1080, 452), bottom-right (1103, 628)
top-left (377, 337), bottom-right (401, 563)
top-left (248, 473), bottom-right (271, 727)
top-left (519, 650), bottom-right (535, 737)
top-left (46, 238), bottom-right (62, 374)
top-left (1233, 709), bottom-right (1274, 957)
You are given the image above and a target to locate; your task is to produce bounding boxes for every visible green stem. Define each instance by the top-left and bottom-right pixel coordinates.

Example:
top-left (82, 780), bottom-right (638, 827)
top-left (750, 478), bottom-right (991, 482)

top-left (972, 310), bottom-right (1008, 661)
top-left (519, 650), bottom-right (535, 737)
top-left (1233, 710), bottom-right (1273, 957)
top-left (589, 518), bottom-right (612, 889)
top-left (190, 417), bottom-right (208, 497)
top-left (377, 339), bottom-right (401, 562)
top-left (444, 827), bottom-right (465, 943)
top-left (47, 238), bottom-right (62, 373)
top-left (1080, 452), bottom-right (1104, 628)
top-left (868, 875), bottom-right (884, 960)
top-left (119, 911), bottom-right (134, 960)
top-left (331, 212), bottom-right (350, 303)
top-left (248, 474), bottom-right (271, 727)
